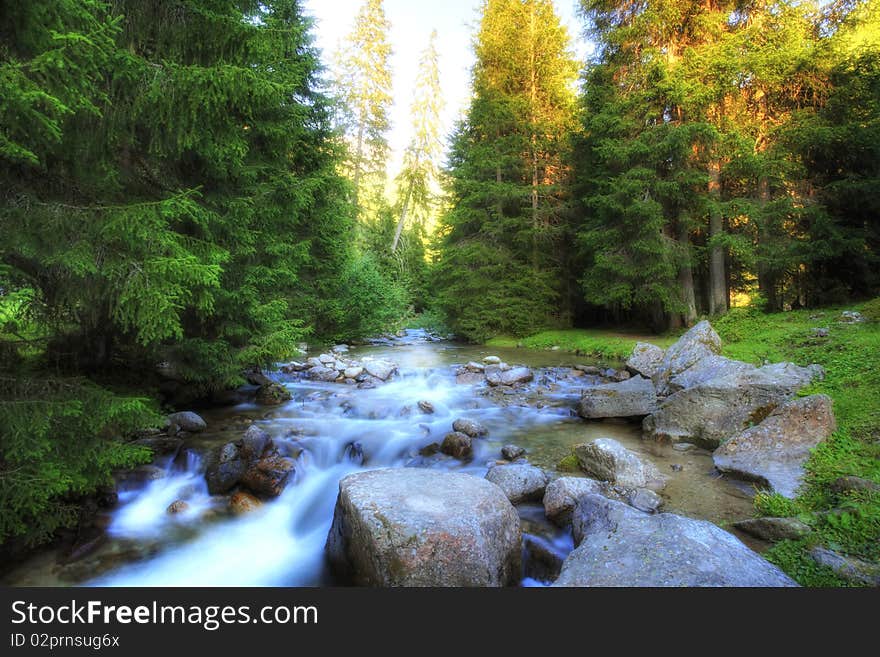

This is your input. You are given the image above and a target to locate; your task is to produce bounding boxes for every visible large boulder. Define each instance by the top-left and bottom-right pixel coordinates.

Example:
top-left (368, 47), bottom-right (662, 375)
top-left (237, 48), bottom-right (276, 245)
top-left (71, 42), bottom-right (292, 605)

top-left (643, 362), bottom-right (822, 449)
top-left (713, 395), bottom-right (837, 498)
top-left (325, 469), bottom-right (522, 586)
top-left (485, 463), bottom-right (548, 504)
top-left (554, 494), bottom-right (797, 587)
top-left (577, 375), bottom-right (658, 419)
top-left (666, 355), bottom-right (755, 394)
top-left (653, 320), bottom-right (723, 395)
top-left (167, 411), bottom-right (207, 433)
top-left (542, 477), bottom-right (602, 527)
top-left (309, 366), bottom-right (341, 382)
top-left (625, 342), bottom-right (665, 379)
top-left (574, 438), bottom-right (664, 490)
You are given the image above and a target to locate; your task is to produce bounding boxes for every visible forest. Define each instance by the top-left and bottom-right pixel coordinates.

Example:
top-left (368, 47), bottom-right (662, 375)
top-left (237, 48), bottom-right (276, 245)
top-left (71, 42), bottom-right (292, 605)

top-left (1, 0), bottom-right (878, 586)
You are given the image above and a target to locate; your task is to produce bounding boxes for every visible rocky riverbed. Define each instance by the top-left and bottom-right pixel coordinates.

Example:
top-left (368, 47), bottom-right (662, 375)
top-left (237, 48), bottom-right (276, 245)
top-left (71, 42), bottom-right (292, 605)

top-left (4, 326), bottom-right (831, 587)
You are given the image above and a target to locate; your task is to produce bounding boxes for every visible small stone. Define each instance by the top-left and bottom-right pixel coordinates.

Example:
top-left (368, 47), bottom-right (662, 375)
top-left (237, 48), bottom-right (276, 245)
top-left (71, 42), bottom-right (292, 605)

top-left (417, 400), bottom-right (435, 414)
top-left (441, 432), bottom-right (473, 459)
top-left (166, 500), bottom-right (189, 515)
top-left (812, 327), bottom-right (830, 338)
top-left (485, 463), bottom-right (548, 504)
top-left (670, 464), bottom-right (683, 472)
top-left (483, 356), bottom-right (502, 365)
top-left (501, 444), bottom-right (526, 461)
top-left (166, 411), bottom-right (207, 433)
top-left (673, 442), bottom-right (697, 452)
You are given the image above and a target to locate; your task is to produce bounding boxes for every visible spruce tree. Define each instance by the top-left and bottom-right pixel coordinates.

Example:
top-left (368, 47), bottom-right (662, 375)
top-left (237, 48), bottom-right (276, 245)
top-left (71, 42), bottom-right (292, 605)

top-left (434, 0), bottom-right (577, 341)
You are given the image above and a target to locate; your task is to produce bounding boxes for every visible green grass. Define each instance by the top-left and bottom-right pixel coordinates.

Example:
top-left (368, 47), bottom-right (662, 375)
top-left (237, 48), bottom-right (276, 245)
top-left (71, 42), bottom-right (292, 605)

top-left (497, 303), bottom-right (880, 586)
top-left (486, 328), bottom-right (678, 362)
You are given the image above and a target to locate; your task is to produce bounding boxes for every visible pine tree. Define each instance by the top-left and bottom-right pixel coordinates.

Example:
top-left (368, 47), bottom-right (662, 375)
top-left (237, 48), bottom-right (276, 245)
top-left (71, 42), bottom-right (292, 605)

top-left (434, 0), bottom-right (577, 340)
top-left (335, 0), bottom-right (394, 215)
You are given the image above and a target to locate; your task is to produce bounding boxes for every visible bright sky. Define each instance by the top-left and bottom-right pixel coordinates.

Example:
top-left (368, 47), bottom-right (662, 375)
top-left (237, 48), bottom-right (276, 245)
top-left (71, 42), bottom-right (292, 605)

top-left (302, 0), bottom-right (591, 175)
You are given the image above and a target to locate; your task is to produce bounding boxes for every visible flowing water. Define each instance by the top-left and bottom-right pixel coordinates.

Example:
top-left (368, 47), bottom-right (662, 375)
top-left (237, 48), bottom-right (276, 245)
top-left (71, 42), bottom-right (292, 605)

top-left (4, 330), bottom-right (761, 587)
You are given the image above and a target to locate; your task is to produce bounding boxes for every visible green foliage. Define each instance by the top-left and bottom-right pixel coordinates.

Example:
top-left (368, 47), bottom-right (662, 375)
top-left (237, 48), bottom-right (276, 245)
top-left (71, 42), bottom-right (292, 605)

top-left (0, 377), bottom-right (157, 546)
top-left (861, 297), bottom-right (880, 322)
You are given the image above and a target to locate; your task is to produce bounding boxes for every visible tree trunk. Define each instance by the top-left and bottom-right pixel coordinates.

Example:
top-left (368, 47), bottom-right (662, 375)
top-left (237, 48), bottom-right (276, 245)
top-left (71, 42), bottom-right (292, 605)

top-left (391, 178), bottom-right (413, 253)
top-left (352, 122), bottom-right (365, 209)
top-left (756, 176), bottom-right (780, 311)
top-left (677, 221), bottom-right (698, 326)
top-left (708, 159), bottom-right (727, 314)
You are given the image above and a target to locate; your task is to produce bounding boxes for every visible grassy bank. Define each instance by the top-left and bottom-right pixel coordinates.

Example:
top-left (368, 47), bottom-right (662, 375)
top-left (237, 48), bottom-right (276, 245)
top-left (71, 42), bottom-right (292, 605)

top-left (486, 329), bottom-right (678, 361)
top-left (490, 304), bottom-right (880, 586)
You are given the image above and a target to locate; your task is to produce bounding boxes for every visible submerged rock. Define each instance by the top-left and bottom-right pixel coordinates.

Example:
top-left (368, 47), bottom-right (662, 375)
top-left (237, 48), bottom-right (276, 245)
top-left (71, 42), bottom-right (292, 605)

top-left (501, 444), bottom-right (526, 461)
top-left (485, 463), bottom-right (548, 504)
top-left (574, 438), bottom-right (664, 490)
top-left (229, 491), bottom-right (262, 515)
top-left (542, 477), bottom-right (602, 527)
top-left (417, 400), bottom-right (435, 414)
top-left (625, 342), bottom-right (665, 379)
top-left (714, 394), bottom-right (837, 498)
top-left (554, 494), bottom-right (797, 587)
top-left (643, 362), bottom-right (822, 449)
top-left (577, 375), bottom-right (658, 419)
top-left (325, 469), bottom-right (522, 586)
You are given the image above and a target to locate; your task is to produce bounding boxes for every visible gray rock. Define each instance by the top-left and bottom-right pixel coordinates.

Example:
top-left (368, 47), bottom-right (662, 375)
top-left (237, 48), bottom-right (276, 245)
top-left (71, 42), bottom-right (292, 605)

top-left (456, 371), bottom-right (485, 385)
top-left (626, 342), bottom-right (665, 378)
top-left (205, 443), bottom-right (244, 494)
top-left (485, 463), bottom-right (548, 504)
top-left (501, 444), bottom-right (525, 461)
top-left (484, 365), bottom-right (503, 386)
top-left (363, 359), bottom-right (397, 381)
top-left (714, 394), bottom-right (837, 498)
top-left (325, 469), bottom-right (522, 586)
top-left (167, 411), bottom-right (207, 433)
top-left (628, 488), bottom-right (662, 514)
top-left (839, 310), bottom-right (865, 324)
top-left (653, 320), bottom-right (723, 395)
top-left (280, 360), bottom-right (309, 373)
top-left (452, 418), bottom-right (488, 438)
top-left (465, 361), bottom-right (485, 372)
top-left (332, 344), bottom-right (349, 353)
top-left (318, 353), bottom-right (335, 364)
top-left (810, 546), bottom-right (880, 586)
top-left (239, 425), bottom-right (270, 461)
top-left (308, 366), bottom-right (341, 382)
top-left (306, 357), bottom-right (323, 368)
top-left (542, 477), bottom-right (602, 526)
top-left (577, 375), bottom-right (658, 419)
top-left (497, 366), bottom-right (534, 386)
top-left (440, 432), bottom-right (473, 459)
top-left (667, 355), bottom-right (755, 394)
top-left (483, 356), bottom-right (502, 365)
top-left (734, 517), bottom-right (812, 542)
top-left (554, 494), bottom-right (797, 587)
top-left (417, 400), bottom-right (435, 414)
top-left (812, 327), bottom-right (830, 338)
top-left (343, 366), bottom-right (364, 379)
top-left (643, 362), bottom-right (821, 449)
top-left (574, 438), bottom-right (665, 489)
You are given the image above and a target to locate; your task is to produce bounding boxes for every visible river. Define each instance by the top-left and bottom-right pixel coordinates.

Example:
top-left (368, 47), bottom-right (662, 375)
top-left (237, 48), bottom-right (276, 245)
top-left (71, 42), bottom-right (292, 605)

top-left (4, 330), bottom-right (760, 586)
